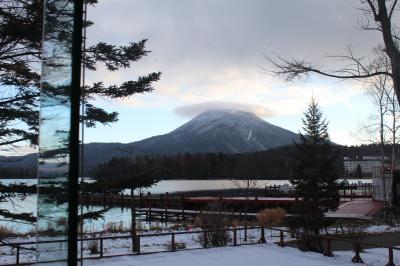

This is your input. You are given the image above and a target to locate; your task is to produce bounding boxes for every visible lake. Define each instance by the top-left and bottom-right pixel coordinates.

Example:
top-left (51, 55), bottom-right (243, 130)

top-left (0, 178), bottom-right (372, 233)
top-left (0, 178), bottom-right (370, 193)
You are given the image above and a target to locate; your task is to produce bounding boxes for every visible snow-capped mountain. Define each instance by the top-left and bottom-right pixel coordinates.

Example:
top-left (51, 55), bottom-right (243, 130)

top-left (1, 110), bottom-right (300, 172)
top-left (79, 110), bottom-right (299, 169)
top-left (134, 109), bottom-right (299, 154)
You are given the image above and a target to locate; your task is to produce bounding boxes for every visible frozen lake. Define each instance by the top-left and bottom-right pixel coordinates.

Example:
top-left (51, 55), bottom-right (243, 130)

top-left (0, 178), bottom-right (371, 233)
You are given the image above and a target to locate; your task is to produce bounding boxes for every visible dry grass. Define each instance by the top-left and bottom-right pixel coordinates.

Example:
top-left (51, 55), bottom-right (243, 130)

top-left (106, 221), bottom-right (129, 233)
top-left (166, 241), bottom-right (186, 251)
top-left (0, 225), bottom-right (15, 237)
top-left (256, 208), bottom-right (286, 227)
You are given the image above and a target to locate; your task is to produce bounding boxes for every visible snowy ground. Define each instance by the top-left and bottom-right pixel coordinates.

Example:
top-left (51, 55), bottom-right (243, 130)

top-left (0, 228), bottom-right (263, 265)
top-left (82, 244), bottom-right (398, 266)
top-left (2, 235), bottom-right (399, 265)
top-left (2, 225), bottom-right (400, 265)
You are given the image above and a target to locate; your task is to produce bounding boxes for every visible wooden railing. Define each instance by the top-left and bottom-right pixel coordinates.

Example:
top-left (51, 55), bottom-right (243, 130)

top-left (1, 226), bottom-right (398, 265)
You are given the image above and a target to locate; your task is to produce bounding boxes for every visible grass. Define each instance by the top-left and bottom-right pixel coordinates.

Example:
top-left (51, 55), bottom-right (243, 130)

top-left (0, 225), bottom-right (15, 237)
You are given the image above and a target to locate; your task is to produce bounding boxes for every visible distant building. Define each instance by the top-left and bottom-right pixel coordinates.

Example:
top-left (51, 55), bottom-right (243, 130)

top-left (343, 156), bottom-right (391, 177)
top-left (372, 173), bottom-right (391, 202)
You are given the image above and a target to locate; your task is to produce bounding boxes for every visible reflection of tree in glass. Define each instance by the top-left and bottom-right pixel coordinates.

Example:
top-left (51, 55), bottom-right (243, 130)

top-left (0, 0), bottom-right (161, 239)
top-left (0, 0), bottom-right (161, 150)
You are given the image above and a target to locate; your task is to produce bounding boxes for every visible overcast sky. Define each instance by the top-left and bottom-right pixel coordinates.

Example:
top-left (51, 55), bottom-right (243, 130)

top-left (81, 0), bottom-right (382, 146)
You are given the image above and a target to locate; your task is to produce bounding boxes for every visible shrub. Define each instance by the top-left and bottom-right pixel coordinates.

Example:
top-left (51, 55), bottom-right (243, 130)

top-left (195, 202), bottom-right (232, 247)
top-left (256, 208), bottom-right (286, 227)
top-left (167, 241), bottom-right (186, 251)
top-left (107, 221), bottom-right (127, 233)
top-left (0, 225), bottom-right (14, 237)
top-left (344, 220), bottom-right (368, 240)
top-left (87, 240), bottom-right (99, 255)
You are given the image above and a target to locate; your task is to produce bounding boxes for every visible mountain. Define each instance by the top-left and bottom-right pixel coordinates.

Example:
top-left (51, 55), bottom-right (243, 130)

top-left (131, 110), bottom-right (299, 154)
top-left (0, 110), bottom-right (300, 173)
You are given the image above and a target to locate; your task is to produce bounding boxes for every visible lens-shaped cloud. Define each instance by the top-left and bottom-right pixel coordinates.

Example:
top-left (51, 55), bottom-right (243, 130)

top-left (174, 101), bottom-right (275, 118)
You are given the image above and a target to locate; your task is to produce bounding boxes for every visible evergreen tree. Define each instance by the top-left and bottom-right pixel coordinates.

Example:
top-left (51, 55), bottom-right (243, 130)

top-left (0, 0), bottom-right (160, 229)
top-left (0, 0), bottom-right (160, 150)
top-left (289, 98), bottom-right (340, 251)
top-left (355, 164), bottom-right (363, 178)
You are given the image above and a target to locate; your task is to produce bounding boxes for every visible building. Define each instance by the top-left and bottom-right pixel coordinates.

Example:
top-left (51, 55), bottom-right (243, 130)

top-left (343, 156), bottom-right (391, 177)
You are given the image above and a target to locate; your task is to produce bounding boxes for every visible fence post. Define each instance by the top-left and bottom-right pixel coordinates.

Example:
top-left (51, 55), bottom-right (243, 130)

top-left (181, 195), bottom-right (185, 220)
top-left (258, 227), bottom-right (266, 243)
top-left (323, 239), bottom-right (333, 257)
top-left (351, 243), bottom-right (363, 263)
top-left (171, 233), bottom-right (176, 252)
top-left (386, 247), bottom-right (395, 266)
top-left (137, 235), bottom-right (141, 254)
top-left (278, 231), bottom-right (285, 247)
top-left (16, 245), bottom-right (20, 265)
top-left (234, 228), bottom-right (237, 246)
top-left (203, 231), bottom-right (208, 248)
top-left (350, 188), bottom-right (353, 201)
top-left (164, 193), bottom-right (169, 222)
top-left (100, 239), bottom-right (104, 258)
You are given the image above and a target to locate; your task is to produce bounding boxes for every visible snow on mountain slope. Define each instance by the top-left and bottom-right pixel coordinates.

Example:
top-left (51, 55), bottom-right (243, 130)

top-left (133, 109), bottom-right (299, 154)
top-left (1, 110), bottom-right (300, 171)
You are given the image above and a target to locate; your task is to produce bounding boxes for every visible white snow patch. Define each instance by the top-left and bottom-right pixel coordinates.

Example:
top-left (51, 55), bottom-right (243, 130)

top-left (364, 225), bottom-right (400, 234)
top-left (83, 245), bottom-right (365, 266)
top-left (247, 129), bottom-right (253, 141)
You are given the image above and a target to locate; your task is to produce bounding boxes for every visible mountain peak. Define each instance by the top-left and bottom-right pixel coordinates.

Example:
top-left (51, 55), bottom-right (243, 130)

top-left (175, 109), bottom-right (267, 134)
top-left (163, 108), bottom-right (299, 154)
top-left (0, 109), bottom-right (300, 171)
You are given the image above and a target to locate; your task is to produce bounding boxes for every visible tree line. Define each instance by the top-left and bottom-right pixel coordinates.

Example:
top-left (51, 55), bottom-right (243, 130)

top-left (93, 146), bottom-right (343, 181)
top-left (0, 167), bottom-right (36, 179)
top-left (3, 143), bottom-right (400, 180)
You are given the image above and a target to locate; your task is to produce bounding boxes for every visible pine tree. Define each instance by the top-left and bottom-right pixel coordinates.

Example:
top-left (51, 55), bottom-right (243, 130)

top-left (0, 0), bottom-right (160, 228)
top-left (289, 98), bottom-right (340, 251)
top-left (0, 0), bottom-right (161, 150)
top-left (355, 164), bottom-right (363, 178)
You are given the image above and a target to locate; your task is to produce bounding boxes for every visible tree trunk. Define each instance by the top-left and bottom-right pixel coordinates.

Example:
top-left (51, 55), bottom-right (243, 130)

top-left (391, 99), bottom-right (396, 206)
top-left (376, 0), bottom-right (400, 104)
top-left (380, 101), bottom-right (388, 204)
top-left (244, 180), bottom-right (249, 242)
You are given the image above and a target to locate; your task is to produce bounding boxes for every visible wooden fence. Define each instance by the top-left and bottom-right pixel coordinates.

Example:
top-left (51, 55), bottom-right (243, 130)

top-left (1, 226), bottom-right (399, 266)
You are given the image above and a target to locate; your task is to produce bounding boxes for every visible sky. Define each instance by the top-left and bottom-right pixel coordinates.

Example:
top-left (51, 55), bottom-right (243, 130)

top-left (51, 1), bottom-right (389, 151)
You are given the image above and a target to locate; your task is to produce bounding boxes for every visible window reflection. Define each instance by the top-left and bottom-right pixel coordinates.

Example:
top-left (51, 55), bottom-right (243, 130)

top-left (37, 0), bottom-right (76, 264)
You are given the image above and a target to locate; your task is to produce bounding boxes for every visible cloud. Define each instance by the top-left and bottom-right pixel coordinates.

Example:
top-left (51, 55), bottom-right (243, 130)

top-left (174, 101), bottom-right (275, 118)
top-left (82, 0), bottom-right (379, 145)
top-left (87, 0), bottom-right (375, 118)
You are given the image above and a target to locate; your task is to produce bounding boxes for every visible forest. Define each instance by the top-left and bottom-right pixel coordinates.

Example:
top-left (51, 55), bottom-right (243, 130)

top-left (2, 143), bottom-right (399, 180)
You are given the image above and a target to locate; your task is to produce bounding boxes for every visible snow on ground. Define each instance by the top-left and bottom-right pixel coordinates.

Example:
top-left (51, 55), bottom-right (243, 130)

top-left (2, 225), bottom-right (400, 265)
top-left (364, 225), bottom-right (400, 234)
top-left (83, 244), bottom-right (395, 266)
top-left (0, 228), bottom-right (263, 265)
top-left (335, 248), bottom-right (400, 266)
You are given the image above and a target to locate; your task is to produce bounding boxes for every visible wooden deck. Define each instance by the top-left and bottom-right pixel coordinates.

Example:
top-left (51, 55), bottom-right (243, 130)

top-left (80, 193), bottom-right (379, 220)
top-left (327, 200), bottom-right (384, 219)
top-left (80, 194), bottom-right (299, 211)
